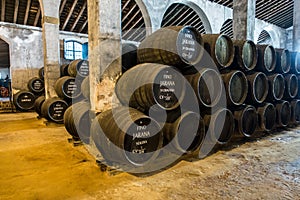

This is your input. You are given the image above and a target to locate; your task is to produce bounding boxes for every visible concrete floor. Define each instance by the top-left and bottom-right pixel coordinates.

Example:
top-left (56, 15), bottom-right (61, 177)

top-left (0, 112), bottom-right (300, 200)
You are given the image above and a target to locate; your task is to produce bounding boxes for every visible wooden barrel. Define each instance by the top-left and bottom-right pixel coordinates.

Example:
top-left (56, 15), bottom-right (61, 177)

top-left (245, 72), bottom-right (269, 104)
top-left (13, 90), bottom-right (36, 111)
top-left (115, 63), bottom-right (186, 112)
top-left (162, 111), bottom-right (205, 154)
top-left (54, 76), bottom-right (82, 99)
top-left (222, 70), bottom-right (248, 106)
top-left (41, 97), bottom-right (69, 123)
top-left (34, 96), bottom-right (45, 116)
top-left (266, 74), bottom-right (285, 101)
top-left (68, 59), bottom-right (89, 78)
top-left (256, 45), bottom-right (276, 73)
top-left (137, 26), bottom-right (204, 70)
top-left (290, 52), bottom-right (300, 74)
top-left (232, 40), bottom-right (257, 71)
top-left (80, 76), bottom-right (89, 100)
top-left (60, 64), bottom-right (70, 77)
top-left (27, 77), bottom-right (45, 94)
top-left (256, 103), bottom-right (276, 132)
top-left (185, 68), bottom-right (223, 107)
top-left (275, 49), bottom-right (291, 74)
top-left (284, 74), bottom-right (298, 99)
top-left (202, 34), bottom-right (235, 69)
top-left (90, 107), bottom-right (163, 170)
top-left (275, 101), bottom-right (291, 127)
top-left (63, 101), bottom-right (91, 143)
top-left (290, 100), bottom-right (300, 124)
top-left (38, 67), bottom-right (44, 79)
top-left (233, 105), bottom-right (258, 138)
top-left (203, 108), bottom-right (235, 145)
top-left (122, 43), bottom-right (138, 73)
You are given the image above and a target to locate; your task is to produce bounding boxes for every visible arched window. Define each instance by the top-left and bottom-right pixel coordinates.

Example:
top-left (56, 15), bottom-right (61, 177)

top-left (64, 40), bottom-right (83, 60)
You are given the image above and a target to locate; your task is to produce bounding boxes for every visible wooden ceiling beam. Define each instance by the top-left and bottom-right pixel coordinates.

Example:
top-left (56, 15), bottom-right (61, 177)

top-left (70, 1), bottom-right (86, 32)
top-left (59, 0), bottom-right (67, 15)
top-left (24, 0), bottom-right (31, 25)
top-left (1, 0), bottom-right (5, 21)
top-left (61, 0), bottom-right (78, 30)
top-left (13, 0), bottom-right (19, 23)
top-left (34, 6), bottom-right (40, 26)
top-left (78, 19), bottom-right (87, 33)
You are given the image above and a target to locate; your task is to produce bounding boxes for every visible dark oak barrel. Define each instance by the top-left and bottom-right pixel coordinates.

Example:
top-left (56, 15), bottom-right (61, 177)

top-left (185, 68), bottom-right (223, 107)
top-left (80, 76), bottom-right (89, 100)
top-left (256, 45), bottom-right (276, 73)
top-left (90, 107), bottom-right (163, 170)
top-left (203, 108), bottom-right (235, 145)
top-left (256, 103), bottom-right (276, 132)
top-left (162, 111), bottom-right (205, 154)
top-left (232, 40), bottom-right (257, 71)
top-left (232, 105), bottom-right (258, 138)
top-left (201, 34), bottom-right (235, 69)
top-left (41, 97), bottom-right (69, 123)
top-left (290, 52), bottom-right (300, 74)
top-left (122, 43), bottom-right (138, 73)
top-left (245, 72), bottom-right (269, 104)
top-left (284, 74), bottom-right (298, 99)
top-left (34, 96), bottom-right (45, 116)
top-left (60, 64), bottom-right (70, 77)
top-left (27, 77), bottom-right (45, 94)
top-left (68, 59), bottom-right (89, 78)
top-left (54, 76), bottom-right (82, 100)
top-left (13, 90), bottom-right (36, 111)
top-left (290, 100), bottom-right (300, 124)
top-left (266, 74), bottom-right (285, 101)
top-left (38, 67), bottom-right (44, 80)
top-left (64, 101), bottom-right (91, 143)
top-left (115, 63), bottom-right (186, 112)
top-left (221, 70), bottom-right (248, 106)
top-left (137, 26), bottom-right (204, 70)
top-left (275, 101), bottom-right (291, 127)
top-left (275, 49), bottom-right (291, 74)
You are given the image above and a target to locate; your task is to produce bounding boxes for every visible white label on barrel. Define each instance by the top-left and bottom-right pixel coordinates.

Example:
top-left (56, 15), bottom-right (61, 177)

top-left (66, 81), bottom-right (78, 95)
top-left (33, 81), bottom-right (42, 90)
top-left (79, 61), bottom-right (89, 76)
top-left (181, 32), bottom-right (196, 61)
top-left (52, 103), bottom-right (65, 118)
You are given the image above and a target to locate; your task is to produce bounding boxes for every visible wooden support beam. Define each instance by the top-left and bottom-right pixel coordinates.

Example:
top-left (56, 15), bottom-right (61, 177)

top-left (13, 0), bottom-right (19, 23)
top-left (78, 19), bottom-right (87, 33)
top-left (34, 7), bottom-right (41, 26)
top-left (24, 0), bottom-right (31, 25)
top-left (70, 1), bottom-right (87, 32)
top-left (59, 0), bottom-right (67, 15)
top-left (1, 0), bottom-right (5, 21)
top-left (61, 0), bottom-right (78, 30)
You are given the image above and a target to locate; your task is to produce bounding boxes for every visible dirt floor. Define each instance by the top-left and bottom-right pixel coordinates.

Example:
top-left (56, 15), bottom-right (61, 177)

top-left (0, 112), bottom-right (299, 200)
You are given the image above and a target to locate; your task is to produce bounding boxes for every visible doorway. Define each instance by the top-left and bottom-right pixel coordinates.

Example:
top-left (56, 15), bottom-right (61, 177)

top-left (0, 38), bottom-right (11, 102)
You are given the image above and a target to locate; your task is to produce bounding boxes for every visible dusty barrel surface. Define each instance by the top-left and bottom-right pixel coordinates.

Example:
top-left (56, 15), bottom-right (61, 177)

top-left (290, 100), bottom-right (300, 124)
top-left (90, 107), bottom-right (163, 170)
top-left (290, 52), bottom-right (300, 74)
top-left (34, 96), bottom-right (45, 116)
top-left (256, 45), bottom-right (276, 73)
top-left (41, 97), bottom-right (69, 123)
top-left (137, 26), bottom-right (204, 70)
top-left (27, 77), bottom-right (45, 94)
top-left (256, 103), bottom-right (276, 132)
top-left (54, 76), bottom-right (82, 99)
top-left (13, 90), bottom-right (36, 111)
top-left (68, 59), bottom-right (89, 78)
top-left (202, 34), bottom-right (235, 69)
top-left (222, 70), bottom-right (248, 106)
top-left (38, 67), bottom-right (44, 80)
top-left (115, 63), bottom-right (186, 112)
top-left (232, 105), bottom-right (258, 138)
top-left (275, 49), bottom-right (291, 74)
top-left (267, 74), bottom-right (285, 101)
top-left (185, 68), bottom-right (223, 107)
top-left (275, 101), bottom-right (291, 127)
top-left (245, 72), bottom-right (269, 104)
top-left (80, 77), bottom-right (89, 100)
top-left (64, 101), bottom-right (91, 142)
top-left (284, 74), bottom-right (298, 99)
top-left (203, 108), bottom-right (235, 145)
top-left (232, 40), bottom-right (257, 71)
top-left (60, 64), bottom-right (70, 77)
top-left (122, 43), bottom-right (138, 73)
top-left (162, 111), bottom-right (205, 154)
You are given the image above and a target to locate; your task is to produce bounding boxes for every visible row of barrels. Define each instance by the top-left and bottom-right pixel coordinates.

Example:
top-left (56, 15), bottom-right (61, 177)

top-left (84, 26), bottom-right (300, 172)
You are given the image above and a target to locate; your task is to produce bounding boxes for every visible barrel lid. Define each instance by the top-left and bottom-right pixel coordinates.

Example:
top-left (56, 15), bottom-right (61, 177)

top-left (240, 105), bottom-right (258, 137)
top-left (242, 40), bottom-right (257, 70)
top-left (215, 34), bottom-right (234, 68)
